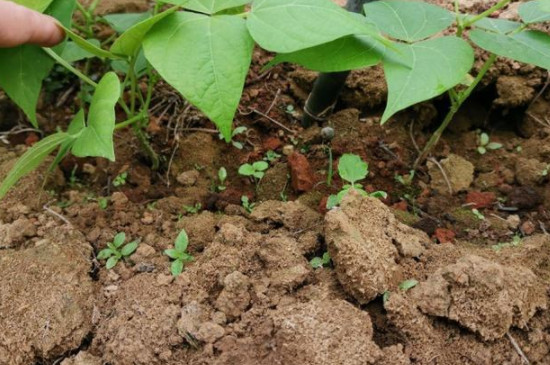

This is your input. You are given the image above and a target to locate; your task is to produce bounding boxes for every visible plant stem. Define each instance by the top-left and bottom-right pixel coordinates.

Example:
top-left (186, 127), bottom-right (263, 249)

top-left (114, 113), bottom-right (147, 130)
top-left (463, 0), bottom-right (511, 27)
top-left (327, 145), bottom-right (333, 187)
top-left (413, 54), bottom-right (497, 169)
top-left (42, 47), bottom-right (98, 88)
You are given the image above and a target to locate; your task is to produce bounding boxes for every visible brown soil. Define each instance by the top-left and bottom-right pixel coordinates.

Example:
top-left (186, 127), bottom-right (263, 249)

top-left (1, 0), bottom-right (550, 364)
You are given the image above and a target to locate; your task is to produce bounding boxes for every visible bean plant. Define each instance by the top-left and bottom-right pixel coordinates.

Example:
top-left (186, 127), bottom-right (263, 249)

top-left (164, 228), bottom-right (194, 276)
top-left (0, 0), bottom-right (549, 199)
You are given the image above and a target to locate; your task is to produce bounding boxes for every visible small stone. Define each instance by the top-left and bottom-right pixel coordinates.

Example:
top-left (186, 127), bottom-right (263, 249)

top-left (288, 152), bottom-right (315, 192)
top-left (111, 192), bottom-right (128, 209)
top-left (177, 170), bottom-right (200, 187)
top-left (282, 145), bottom-right (295, 156)
top-left (520, 221), bottom-right (536, 235)
top-left (82, 163), bottom-right (96, 175)
top-left (211, 311), bottom-right (227, 325)
top-left (141, 211), bottom-right (154, 225)
top-left (506, 215), bottom-right (521, 230)
top-left (433, 228), bottom-right (456, 243)
top-left (391, 201), bottom-right (408, 212)
top-left (196, 322), bottom-right (225, 344)
top-left (263, 137), bottom-right (282, 151)
top-left (134, 243), bottom-right (156, 260)
top-left (515, 157), bottom-right (546, 186)
top-left (465, 191), bottom-right (496, 209)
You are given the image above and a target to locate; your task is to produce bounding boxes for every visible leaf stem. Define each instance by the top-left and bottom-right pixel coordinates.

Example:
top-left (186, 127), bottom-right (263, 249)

top-left (413, 54), bottom-right (497, 169)
top-left (42, 47), bottom-right (98, 88)
top-left (463, 0), bottom-right (511, 27)
top-left (115, 113), bottom-right (148, 130)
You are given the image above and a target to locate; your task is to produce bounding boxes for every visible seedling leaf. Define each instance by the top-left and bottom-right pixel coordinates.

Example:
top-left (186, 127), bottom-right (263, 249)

top-left (0, 132), bottom-right (68, 199)
top-left (72, 72), bottom-right (120, 161)
top-left (121, 241), bottom-right (139, 256)
top-left (110, 7), bottom-right (178, 56)
top-left (381, 37), bottom-right (474, 124)
top-left (487, 142), bottom-right (503, 150)
top-left (175, 229), bottom-right (189, 252)
top-left (113, 232), bottom-right (126, 247)
top-left (469, 29), bottom-right (550, 71)
top-left (60, 25), bottom-right (121, 60)
top-left (399, 279), bottom-right (418, 291)
top-left (519, 0), bottom-right (550, 24)
top-left (364, 1), bottom-right (454, 42)
top-left (164, 249), bottom-right (181, 260)
top-left (171, 259), bottom-right (184, 276)
top-left (97, 248), bottom-right (113, 260)
top-left (239, 164), bottom-right (256, 176)
top-left (144, 12), bottom-right (254, 141)
top-left (106, 256), bottom-right (119, 269)
top-left (268, 35), bottom-right (385, 73)
top-left (252, 161), bottom-right (269, 171)
top-left (338, 154), bottom-right (368, 184)
top-left (103, 12), bottom-right (152, 33)
top-left (11, 0), bottom-right (53, 12)
top-left (480, 133), bottom-right (489, 146)
top-left (247, 0), bottom-right (381, 53)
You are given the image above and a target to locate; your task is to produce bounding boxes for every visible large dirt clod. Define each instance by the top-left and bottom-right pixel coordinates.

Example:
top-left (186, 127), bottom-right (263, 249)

top-left (0, 229), bottom-right (95, 365)
top-left (325, 192), bottom-right (428, 304)
top-left (413, 255), bottom-right (547, 341)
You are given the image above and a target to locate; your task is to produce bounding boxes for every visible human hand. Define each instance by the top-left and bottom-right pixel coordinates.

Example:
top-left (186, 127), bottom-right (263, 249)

top-left (0, 0), bottom-right (65, 48)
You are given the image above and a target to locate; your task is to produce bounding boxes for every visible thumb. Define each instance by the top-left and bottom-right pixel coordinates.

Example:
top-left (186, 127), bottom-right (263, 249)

top-left (0, 1), bottom-right (65, 48)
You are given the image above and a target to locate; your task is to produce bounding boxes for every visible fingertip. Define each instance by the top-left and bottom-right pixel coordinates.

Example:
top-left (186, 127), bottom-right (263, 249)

top-left (35, 16), bottom-right (66, 47)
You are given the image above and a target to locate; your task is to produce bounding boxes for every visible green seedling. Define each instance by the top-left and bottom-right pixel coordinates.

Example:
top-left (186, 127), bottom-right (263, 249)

top-left (239, 161), bottom-right (269, 191)
top-left (113, 172), bottom-right (128, 187)
top-left (327, 154), bottom-right (387, 209)
top-left (164, 229), bottom-right (194, 276)
top-left (477, 132), bottom-right (503, 155)
top-left (97, 232), bottom-right (139, 269)
top-left (217, 167), bottom-right (228, 192)
top-left (98, 197), bottom-right (109, 210)
top-left (542, 164), bottom-right (550, 177)
top-left (220, 126), bottom-right (247, 150)
top-left (492, 234), bottom-right (522, 252)
top-left (471, 209), bottom-right (485, 220)
top-left (183, 203), bottom-right (202, 215)
top-left (395, 170), bottom-right (416, 186)
top-left (399, 279), bottom-right (419, 291)
top-left (310, 252), bottom-right (331, 269)
top-left (264, 150), bottom-right (281, 163)
top-left (382, 291), bottom-right (391, 304)
top-left (241, 195), bottom-right (255, 213)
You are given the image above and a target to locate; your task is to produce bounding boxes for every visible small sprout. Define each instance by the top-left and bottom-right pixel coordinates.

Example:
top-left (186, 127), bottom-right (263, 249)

top-left (239, 161), bottom-right (269, 191)
top-left (492, 235), bottom-right (522, 252)
top-left (310, 252), bottom-right (331, 269)
top-left (477, 132), bottom-right (502, 155)
top-left (264, 150), bottom-right (281, 163)
top-left (541, 164), bottom-right (550, 177)
top-left (241, 195), bottom-right (255, 213)
top-left (98, 197), bottom-right (109, 210)
top-left (327, 154), bottom-right (387, 209)
top-left (395, 170), bottom-right (415, 186)
top-left (399, 279), bottom-right (419, 291)
top-left (471, 208), bottom-right (485, 220)
top-left (183, 203), bottom-right (202, 215)
top-left (217, 167), bottom-right (227, 192)
top-left (97, 232), bottom-right (139, 270)
top-left (221, 126), bottom-right (247, 149)
top-left (113, 172), bottom-right (128, 187)
top-left (164, 229), bottom-right (194, 276)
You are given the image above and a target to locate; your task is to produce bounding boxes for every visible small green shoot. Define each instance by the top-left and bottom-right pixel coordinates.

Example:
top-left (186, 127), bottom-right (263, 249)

top-left (492, 235), bottom-right (522, 252)
top-left (113, 172), bottom-right (128, 187)
top-left (183, 203), bottom-right (202, 215)
top-left (239, 161), bottom-right (269, 190)
top-left (382, 291), bottom-right (391, 304)
top-left (472, 209), bottom-right (485, 220)
top-left (220, 126), bottom-right (247, 149)
top-left (264, 150), bottom-right (281, 163)
top-left (241, 195), bottom-right (255, 213)
top-left (164, 229), bottom-right (194, 276)
top-left (399, 279), bottom-right (419, 291)
top-left (542, 164), bottom-right (550, 178)
top-left (310, 252), bottom-right (331, 269)
top-left (97, 232), bottom-right (139, 269)
top-left (395, 170), bottom-right (415, 186)
top-left (477, 132), bottom-right (502, 155)
top-left (98, 197), bottom-right (109, 210)
top-left (217, 167), bottom-right (228, 192)
top-left (327, 154), bottom-right (387, 209)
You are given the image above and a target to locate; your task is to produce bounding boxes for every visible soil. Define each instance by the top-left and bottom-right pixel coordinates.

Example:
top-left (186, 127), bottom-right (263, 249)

top-left (1, 0), bottom-right (550, 364)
